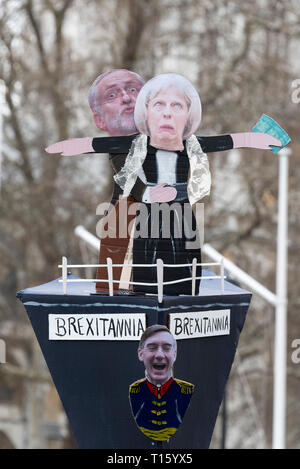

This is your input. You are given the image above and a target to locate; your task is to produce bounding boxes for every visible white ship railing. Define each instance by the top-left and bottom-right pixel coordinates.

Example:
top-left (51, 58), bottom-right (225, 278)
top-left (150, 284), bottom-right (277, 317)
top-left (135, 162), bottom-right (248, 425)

top-left (58, 256), bottom-right (225, 302)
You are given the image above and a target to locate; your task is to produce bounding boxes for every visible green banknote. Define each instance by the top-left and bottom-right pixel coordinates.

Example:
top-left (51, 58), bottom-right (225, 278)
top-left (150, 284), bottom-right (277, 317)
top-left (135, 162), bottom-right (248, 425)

top-left (251, 114), bottom-right (291, 154)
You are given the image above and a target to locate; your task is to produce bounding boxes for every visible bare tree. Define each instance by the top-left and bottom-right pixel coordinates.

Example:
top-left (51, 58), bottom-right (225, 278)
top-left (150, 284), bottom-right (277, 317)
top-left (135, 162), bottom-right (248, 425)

top-left (0, 0), bottom-right (299, 448)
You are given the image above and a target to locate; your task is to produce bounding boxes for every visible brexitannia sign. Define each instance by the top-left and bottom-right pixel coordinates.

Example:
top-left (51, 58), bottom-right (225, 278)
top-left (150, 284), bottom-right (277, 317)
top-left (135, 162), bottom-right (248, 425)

top-left (49, 313), bottom-right (146, 341)
top-left (169, 309), bottom-right (231, 340)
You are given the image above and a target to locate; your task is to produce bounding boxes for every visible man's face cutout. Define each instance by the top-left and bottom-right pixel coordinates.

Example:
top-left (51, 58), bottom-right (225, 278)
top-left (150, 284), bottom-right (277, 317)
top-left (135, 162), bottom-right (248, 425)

top-left (94, 70), bottom-right (144, 136)
top-left (138, 331), bottom-right (177, 385)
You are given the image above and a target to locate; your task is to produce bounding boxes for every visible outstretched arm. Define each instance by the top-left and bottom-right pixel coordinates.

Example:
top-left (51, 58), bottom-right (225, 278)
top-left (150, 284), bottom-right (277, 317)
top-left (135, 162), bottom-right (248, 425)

top-left (198, 133), bottom-right (282, 153)
top-left (46, 135), bottom-right (136, 156)
top-left (197, 134), bottom-right (234, 153)
top-left (46, 132), bottom-right (283, 156)
top-left (231, 132), bottom-right (282, 150)
top-left (46, 138), bottom-right (94, 156)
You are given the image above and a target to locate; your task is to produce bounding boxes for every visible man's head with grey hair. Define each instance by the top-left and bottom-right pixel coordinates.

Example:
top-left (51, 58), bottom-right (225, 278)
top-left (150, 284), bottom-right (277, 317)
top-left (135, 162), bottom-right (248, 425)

top-left (88, 69), bottom-right (145, 136)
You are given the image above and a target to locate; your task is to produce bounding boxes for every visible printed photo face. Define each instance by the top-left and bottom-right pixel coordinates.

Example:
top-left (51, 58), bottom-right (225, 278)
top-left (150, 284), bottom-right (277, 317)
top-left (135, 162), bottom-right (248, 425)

top-left (147, 86), bottom-right (189, 150)
top-left (130, 326), bottom-right (194, 442)
top-left (138, 330), bottom-right (177, 385)
top-left (134, 73), bottom-right (202, 150)
top-left (95, 70), bottom-right (144, 135)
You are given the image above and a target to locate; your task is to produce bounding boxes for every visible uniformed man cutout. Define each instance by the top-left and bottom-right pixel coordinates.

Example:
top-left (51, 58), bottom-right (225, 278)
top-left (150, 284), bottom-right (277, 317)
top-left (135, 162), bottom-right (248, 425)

top-left (129, 325), bottom-right (194, 442)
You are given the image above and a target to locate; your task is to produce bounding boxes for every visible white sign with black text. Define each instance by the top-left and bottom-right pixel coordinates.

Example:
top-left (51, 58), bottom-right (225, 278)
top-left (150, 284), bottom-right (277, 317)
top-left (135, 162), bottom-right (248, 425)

top-left (169, 309), bottom-right (231, 339)
top-left (48, 313), bottom-right (146, 341)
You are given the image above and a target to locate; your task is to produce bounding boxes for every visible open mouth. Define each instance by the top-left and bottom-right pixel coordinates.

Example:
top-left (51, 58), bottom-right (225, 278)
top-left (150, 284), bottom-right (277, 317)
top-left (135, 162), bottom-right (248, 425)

top-left (152, 364), bottom-right (167, 371)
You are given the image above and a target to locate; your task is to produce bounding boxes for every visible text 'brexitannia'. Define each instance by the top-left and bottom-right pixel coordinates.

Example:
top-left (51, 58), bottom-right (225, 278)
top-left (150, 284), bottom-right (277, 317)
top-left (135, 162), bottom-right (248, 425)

top-left (169, 309), bottom-right (231, 339)
top-left (48, 313), bottom-right (146, 341)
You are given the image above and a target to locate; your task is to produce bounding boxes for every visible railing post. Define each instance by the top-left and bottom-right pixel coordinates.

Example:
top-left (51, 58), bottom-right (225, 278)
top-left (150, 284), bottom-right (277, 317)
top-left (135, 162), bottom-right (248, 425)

top-left (192, 258), bottom-right (197, 296)
top-left (220, 257), bottom-right (225, 293)
top-left (62, 256), bottom-right (68, 294)
top-left (157, 259), bottom-right (164, 303)
top-left (107, 257), bottom-right (113, 296)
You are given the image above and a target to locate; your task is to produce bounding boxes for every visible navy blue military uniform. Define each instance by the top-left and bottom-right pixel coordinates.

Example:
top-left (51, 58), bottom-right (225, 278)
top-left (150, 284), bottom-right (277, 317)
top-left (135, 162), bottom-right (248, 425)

top-left (129, 377), bottom-right (194, 441)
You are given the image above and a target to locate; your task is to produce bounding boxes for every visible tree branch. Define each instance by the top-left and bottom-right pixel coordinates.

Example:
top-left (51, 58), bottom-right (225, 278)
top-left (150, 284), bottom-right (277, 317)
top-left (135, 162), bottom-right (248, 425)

top-left (2, 42), bottom-right (34, 184)
top-left (25, 0), bottom-right (49, 74)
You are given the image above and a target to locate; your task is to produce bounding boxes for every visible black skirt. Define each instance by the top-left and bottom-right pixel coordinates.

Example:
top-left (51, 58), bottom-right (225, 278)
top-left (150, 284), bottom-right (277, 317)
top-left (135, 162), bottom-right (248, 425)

top-left (132, 187), bottom-right (202, 296)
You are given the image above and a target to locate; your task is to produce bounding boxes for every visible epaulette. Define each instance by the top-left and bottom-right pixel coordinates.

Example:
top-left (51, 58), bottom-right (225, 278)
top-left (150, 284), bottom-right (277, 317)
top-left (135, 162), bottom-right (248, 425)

top-left (129, 378), bottom-right (146, 394)
top-left (174, 378), bottom-right (195, 395)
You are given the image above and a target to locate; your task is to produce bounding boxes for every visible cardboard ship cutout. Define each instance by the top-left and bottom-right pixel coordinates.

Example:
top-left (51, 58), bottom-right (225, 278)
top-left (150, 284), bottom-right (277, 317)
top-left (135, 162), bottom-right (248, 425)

top-left (18, 70), bottom-right (290, 448)
top-left (17, 269), bottom-right (251, 448)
